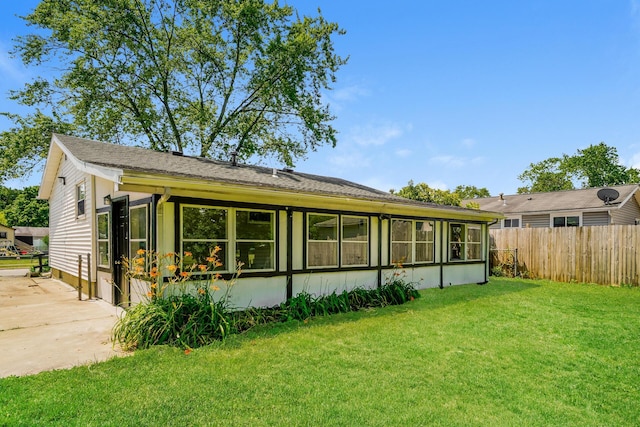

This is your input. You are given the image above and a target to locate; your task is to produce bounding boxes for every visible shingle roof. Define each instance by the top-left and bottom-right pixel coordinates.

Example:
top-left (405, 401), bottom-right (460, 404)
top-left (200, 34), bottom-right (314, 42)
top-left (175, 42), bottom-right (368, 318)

top-left (464, 184), bottom-right (640, 214)
top-left (52, 134), bottom-right (481, 214)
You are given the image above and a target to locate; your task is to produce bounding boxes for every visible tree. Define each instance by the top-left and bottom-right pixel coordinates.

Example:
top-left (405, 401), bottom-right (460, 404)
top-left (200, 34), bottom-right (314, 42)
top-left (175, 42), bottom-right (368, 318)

top-left (391, 181), bottom-right (490, 207)
top-left (517, 143), bottom-right (639, 193)
top-left (517, 157), bottom-right (574, 194)
top-left (454, 185), bottom-right (490, 200)
top-left (2, 186), bottom-right (49, 227)
top-left (2, 0), bottom-right (347, 182)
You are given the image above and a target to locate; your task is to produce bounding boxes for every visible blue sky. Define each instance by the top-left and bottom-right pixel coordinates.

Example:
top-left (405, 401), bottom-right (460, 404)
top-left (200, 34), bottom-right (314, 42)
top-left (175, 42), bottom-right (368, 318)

top-left (2, 1), bottom-right (640, 195)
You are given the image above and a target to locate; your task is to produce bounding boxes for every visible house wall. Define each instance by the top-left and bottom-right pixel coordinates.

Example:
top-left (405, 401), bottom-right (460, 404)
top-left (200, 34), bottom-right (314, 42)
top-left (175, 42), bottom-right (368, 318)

top-left (0, 225), bottom-right (15, 248)
top-left (522, 214), bottom-right (550, 228)
top-left (612, 199), bottom-right (640, 225)
top-left (583, 211), bottom-right (610, 226)
top-left (48, 156), bottom-right (93, 286)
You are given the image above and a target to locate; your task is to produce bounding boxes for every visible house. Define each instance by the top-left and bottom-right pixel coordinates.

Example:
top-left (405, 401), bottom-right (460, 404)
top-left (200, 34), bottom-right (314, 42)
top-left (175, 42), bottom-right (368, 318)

top-left (38, 134), bottom-right (502, 307)
top-left (0, 224), bottom-right (15, 255)
top-left (14, 227), bottom-right (49, 252)
top-left (464, 184), bottom-right (640, 229)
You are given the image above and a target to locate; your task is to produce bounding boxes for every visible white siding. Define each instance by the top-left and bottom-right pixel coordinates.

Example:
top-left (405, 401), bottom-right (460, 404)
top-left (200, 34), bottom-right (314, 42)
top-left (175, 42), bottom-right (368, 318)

top-left (583, 211), bottom-right (610, 226)
top-left (48, 156), bottom-right (93, 280)
top-left (522, 214), bottom-right (550, 228)
top-left (612, 201), bottom-right (640, 225)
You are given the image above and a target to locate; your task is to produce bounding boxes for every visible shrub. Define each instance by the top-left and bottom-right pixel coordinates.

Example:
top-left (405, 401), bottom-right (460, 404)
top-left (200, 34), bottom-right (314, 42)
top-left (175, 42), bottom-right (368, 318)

top-left (113, 251), bottom-right (420, 350)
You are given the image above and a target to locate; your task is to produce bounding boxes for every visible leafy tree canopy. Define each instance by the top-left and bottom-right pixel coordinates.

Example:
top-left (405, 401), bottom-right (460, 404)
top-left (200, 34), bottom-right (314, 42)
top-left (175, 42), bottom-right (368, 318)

top-left (1, 0), bottom-right (347, 182)
top-left (518, 143), bottom-right (639, 193)
top-left (1, 186), bottom-right (49, 227)
top-left (391, 181), bottom-right (490, 207)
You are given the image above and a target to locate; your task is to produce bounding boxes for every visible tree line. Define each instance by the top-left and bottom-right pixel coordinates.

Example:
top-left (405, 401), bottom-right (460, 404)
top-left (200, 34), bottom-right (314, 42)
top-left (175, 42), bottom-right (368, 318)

top-left (0, 186), bottom-right (49, 227)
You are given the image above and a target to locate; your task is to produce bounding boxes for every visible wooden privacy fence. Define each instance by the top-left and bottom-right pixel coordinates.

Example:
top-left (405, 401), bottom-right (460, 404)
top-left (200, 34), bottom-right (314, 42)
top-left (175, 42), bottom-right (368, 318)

top-left (490, 225), bottom-right (640, 286)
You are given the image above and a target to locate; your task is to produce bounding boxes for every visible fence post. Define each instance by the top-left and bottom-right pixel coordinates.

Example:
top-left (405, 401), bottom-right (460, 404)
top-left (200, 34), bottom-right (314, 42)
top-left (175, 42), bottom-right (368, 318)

top-left (77, 254), bottom-right (82, 301)
top-left (87, 252), bottom-right (92, 300)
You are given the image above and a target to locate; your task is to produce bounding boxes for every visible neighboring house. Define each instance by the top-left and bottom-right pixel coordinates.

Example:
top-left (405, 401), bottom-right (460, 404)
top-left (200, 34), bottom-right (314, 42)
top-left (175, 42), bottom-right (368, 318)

top-left (0, 224), bottom-right (15, 252)
top-left (38, 134), bottom-right (502, 307)
top-left (14, 227), bottom-right (49, 252)
top-left (464, 184), bottom-right (640, 229)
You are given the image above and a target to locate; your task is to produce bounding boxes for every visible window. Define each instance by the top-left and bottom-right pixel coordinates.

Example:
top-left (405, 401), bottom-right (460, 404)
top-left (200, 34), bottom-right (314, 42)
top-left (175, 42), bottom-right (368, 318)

top-left (97, 212), bottom-right (110, 267)
top-left (342, 216), bottom-right (368, 266)
top-left (76, 182), bottom-right (86, 216)
top-left (553, 216), bottom-right (579, 227)
top-left (130, 206), bottom-right (148, 257)
top-left (236, 209), bottom-right (274, 270)
top-left (391, 219), bottom-right (434, 264)
top-left (449, 223), bottom-right (482, 261)
top-left (504, 218), bottom-right (520, 228)
top-left (308, 214), bottom-right (338, 268)
top-left (182, 206), bottom-right (228, 271)
top-left (180, 205), bottom-right (276, 272)
top-left (0, 232), bottom-right (6, 239)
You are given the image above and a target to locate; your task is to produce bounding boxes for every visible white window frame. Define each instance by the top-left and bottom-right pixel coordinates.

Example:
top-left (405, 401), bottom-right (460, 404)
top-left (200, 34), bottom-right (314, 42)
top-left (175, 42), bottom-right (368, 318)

top-left (97, 212), bottom-right (110, 268)
top-left (341, 215), bottom-right (369, 267)
top-left (76, 182), bottom-right (86, 217)
top-left (503, 218), bottom-right (520, 228)
top-left (449, 223), bottom-right (483, 262)
top-left (307, 213), bottom-right (339, 269)
top-left (552, 214), bottom-right (580, 227)
top-left (129, 205), bottom-right (148, 259)
top-left (180, 205), bottom-right (276, 273)
top-left (391, 219), bottom-right (435, 265)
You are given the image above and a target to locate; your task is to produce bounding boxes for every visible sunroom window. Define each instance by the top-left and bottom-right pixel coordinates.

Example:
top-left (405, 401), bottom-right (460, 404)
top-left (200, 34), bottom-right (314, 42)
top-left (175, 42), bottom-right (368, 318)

top-left (342, 216), bottom-right (369, 266)
top-left (235, 210), bottom-right (275, 270)
top-left (182, 206), bottom-right (228, 271)
top-left (307, 214), bottom-right (338, 268)
top-left (449, 223), bottom-right (482, 261)
top-left (391, 219), bottom-right (435, 265)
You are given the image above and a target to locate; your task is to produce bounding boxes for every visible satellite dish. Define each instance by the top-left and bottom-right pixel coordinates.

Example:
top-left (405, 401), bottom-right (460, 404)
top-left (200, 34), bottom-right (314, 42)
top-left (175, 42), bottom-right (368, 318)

top-left (597, 188), bottom-right (619, 205)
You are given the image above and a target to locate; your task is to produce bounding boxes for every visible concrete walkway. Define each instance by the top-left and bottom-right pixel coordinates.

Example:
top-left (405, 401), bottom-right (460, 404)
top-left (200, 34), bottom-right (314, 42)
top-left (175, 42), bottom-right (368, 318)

top-left (0, 270), bottom-right (129, 378)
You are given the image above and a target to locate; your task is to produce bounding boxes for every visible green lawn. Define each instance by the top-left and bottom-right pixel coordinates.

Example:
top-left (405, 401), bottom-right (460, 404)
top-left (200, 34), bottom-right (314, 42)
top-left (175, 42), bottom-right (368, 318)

top-left (0, 256), bottom-right (48, 269)
top-left (1, 278), bottom-right (639, 426)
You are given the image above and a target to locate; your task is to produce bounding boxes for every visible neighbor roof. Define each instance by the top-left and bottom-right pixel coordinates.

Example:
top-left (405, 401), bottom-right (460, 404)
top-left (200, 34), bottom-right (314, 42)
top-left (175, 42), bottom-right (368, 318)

top-left (464, 184), bottom-right (640, 214)
top-left (40, 134), bottom-right (500, 220)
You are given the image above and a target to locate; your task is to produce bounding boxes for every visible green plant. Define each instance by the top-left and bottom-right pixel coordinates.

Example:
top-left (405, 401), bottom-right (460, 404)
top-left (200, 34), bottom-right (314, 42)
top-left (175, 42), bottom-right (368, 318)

top-left (112, 247), bottom-right (240, 350)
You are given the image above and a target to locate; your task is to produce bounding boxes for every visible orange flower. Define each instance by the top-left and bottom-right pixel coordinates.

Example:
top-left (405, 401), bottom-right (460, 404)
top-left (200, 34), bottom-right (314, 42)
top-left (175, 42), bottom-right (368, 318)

top-left (184, 348), bottom-right (192, 355)
top-left (212, 285), bottom-right (220, 291)
top-left (150, 283), bottom-right (157, 289)
top-left (198, 288), bottom-right (206, 295)
top-left (135, 266), bottom-right (144, 274)
top-left (206, 256), bottom-right (215, 263)
top-left (184, 251), bottom-right (193, 257)
top-left (136, 248), bottom-right (146, 255)
top-left (165, 252), bottom-right (175, 258)
top-left (215, 273), bottom-right (222, 280)
top-left (147, 291), bottom-right (153, 297)
top-left (213, 246), bottom-right (221, 253)
top-left (167, 264), bottom-right (177, 272)
top-left (136, 258), bottom-right (145, 265)
top-left (199, 264), bottom-right (207, 272)
top-left (150, 271), bottom-right (158, 278)
top-left (215, 261), bottom-right (223, 267)
top-left (180, 271), bottom-right (189, 277)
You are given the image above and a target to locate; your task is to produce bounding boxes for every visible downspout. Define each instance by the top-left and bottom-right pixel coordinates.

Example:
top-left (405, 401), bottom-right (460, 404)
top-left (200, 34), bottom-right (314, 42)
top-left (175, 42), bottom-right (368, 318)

top-left (439, 220), bottom-right (444, 289)
top-left (286, 208), bottom-right (293, 300)
top-left (377, 214), bottom-right (383, 288)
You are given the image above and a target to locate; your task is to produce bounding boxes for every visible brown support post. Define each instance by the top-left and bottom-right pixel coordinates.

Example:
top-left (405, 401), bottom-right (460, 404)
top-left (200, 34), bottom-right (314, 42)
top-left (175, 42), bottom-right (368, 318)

top-left (87, 252), bottom-right (92, 299)
top-left (77, 254), bottom-right (83, 301)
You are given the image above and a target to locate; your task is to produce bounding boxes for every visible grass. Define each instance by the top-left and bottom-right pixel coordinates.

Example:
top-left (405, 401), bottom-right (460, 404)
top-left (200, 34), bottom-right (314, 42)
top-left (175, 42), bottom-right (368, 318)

top-left (1, 278), bottom-right (639, 426)
top-left (0, 256), bottom-right (48, 269)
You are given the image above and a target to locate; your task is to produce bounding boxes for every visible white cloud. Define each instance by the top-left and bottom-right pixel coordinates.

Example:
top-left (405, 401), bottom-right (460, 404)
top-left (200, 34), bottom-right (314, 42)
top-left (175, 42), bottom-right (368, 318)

top-left (331, 84), bottom-right (370, 102)
top-left (348, 122), bottom-right (409, 146)
top-left (395, 148), bottom-right (412, 158)
top-left (461, 138), bottom-right (476, 148)
top-left (0, 42), bottom-right (28, 83)
top-left (427, 180), bottom-right (449, 191)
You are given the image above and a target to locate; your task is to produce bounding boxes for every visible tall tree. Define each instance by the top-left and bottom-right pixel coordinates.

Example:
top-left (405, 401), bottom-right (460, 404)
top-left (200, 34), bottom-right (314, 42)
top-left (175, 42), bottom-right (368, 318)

top-left (454, 185), bottom-right (490, 199)
top-left (2, 186), bottom-right (49, 227)
top-left (391, 181), bottom-right (490, 207)
top-left (518, 143), bottom-right (639, 193)
top-left (1, 0), bottom-right (347, 182)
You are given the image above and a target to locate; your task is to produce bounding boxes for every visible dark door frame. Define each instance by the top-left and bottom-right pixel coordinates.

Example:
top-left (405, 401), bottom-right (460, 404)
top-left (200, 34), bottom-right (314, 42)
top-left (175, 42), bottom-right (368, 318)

top-left (111, 196), bottom-right (130, 306)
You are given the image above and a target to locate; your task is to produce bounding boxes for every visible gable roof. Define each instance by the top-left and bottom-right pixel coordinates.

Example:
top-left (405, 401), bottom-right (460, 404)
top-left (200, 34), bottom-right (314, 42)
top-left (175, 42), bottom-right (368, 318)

top-left (39, 134), bottom-right (501, 221)
top-left (464, 184), bottom-right (640, 215)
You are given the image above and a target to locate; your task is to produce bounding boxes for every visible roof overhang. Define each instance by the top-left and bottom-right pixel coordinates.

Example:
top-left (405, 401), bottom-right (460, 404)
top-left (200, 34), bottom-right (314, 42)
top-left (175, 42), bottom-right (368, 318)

top-left (38, 134), bottom-right (123, 200)
top-left (119, 171), bottom-right (503, 222)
